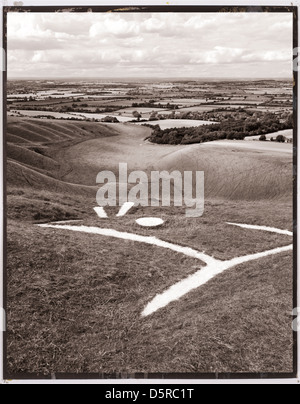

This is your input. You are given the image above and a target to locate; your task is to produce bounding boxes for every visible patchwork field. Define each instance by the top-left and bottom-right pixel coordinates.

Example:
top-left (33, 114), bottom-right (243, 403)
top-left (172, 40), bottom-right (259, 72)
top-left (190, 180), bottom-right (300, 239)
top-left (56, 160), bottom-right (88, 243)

top-left (5, 113), bottom-right (294, 377)
top-left (115, 107), bottom-right (167, 118)
top-left (245, 129), bottom-right (293, 141)
top-left (136, 119), bottom-right (218, 130)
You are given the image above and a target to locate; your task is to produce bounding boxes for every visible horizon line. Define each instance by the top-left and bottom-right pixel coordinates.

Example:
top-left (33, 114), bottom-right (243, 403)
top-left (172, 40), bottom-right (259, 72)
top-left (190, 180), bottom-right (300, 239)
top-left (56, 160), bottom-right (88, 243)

top-left (7, 77), bottom-right (293, 81)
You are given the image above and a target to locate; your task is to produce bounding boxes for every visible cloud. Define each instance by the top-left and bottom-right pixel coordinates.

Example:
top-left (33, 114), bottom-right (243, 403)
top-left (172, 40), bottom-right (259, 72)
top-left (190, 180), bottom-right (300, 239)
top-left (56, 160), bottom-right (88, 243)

top-left (242, 50), bottom-right (292, 63)
top-left (142, 16), bottom-right (166, 33)
top-left (8, 38), bottom-right (65, 51)
top-left (90, 15), bottom-right (140, 38)
top-left (7, 12), bottom-right (294, 79)
top-left (194, 47), bottom-right (246, 65)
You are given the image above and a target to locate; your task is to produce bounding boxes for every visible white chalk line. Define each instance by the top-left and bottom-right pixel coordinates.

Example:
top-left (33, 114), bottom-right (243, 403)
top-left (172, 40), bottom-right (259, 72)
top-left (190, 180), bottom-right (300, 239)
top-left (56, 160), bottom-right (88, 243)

top-left (37, 222), bottom-right (293, 317)
top-left (117, 202), bottom-right (135, 217)
top-left (227, 222), bottom-right (293, 237)
top-left (94, 207), bottom-right (108, 219)
top-left (50, 220), bottom-right (83, 225)
top-left (38, 223), bottom-right (217, 266)
top-left (94, 203), bottom-right (135, 219)
top-left (142, 243), bottom-right (292, 317)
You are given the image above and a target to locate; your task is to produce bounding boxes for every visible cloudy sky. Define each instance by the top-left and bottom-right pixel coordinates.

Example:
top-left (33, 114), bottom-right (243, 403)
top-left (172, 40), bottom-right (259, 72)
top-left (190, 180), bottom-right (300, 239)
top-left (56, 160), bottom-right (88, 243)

top-left (7, 12), bottom-right (293, 79)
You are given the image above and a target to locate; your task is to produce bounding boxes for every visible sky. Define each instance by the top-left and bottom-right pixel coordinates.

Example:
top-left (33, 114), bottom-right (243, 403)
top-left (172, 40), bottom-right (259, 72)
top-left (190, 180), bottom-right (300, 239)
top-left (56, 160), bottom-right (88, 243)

top-left (7, 12), bottom-right (294, 79)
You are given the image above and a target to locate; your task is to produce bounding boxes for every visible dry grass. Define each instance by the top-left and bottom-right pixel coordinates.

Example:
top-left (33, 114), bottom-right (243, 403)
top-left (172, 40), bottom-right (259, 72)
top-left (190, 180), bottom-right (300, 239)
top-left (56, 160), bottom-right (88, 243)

top-left (7, 143), bottom-right (60, 172)
top-left (6, 219), bottom-right (205, 375)
top-left (7, 187), bottom-right (93, 223)
top-left (7, 117), bottom-right (118, 144)
top-left (7, 160), bottom-right (96, 197)
top-left (155, 145), bottom-right (293, 201)
top-left (6, 200), bottom-right (294, 375)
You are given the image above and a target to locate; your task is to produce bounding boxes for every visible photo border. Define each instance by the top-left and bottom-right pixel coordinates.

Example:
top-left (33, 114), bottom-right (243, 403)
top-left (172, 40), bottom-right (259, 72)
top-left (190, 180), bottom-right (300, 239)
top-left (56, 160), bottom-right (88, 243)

top-left (1, 3), bottom-right (298, 383)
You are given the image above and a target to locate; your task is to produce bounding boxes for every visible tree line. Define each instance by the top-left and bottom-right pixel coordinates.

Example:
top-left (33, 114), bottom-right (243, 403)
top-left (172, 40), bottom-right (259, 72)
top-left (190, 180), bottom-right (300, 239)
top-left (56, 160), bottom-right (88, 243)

top-left (146, 112), bottom-right (293, 145)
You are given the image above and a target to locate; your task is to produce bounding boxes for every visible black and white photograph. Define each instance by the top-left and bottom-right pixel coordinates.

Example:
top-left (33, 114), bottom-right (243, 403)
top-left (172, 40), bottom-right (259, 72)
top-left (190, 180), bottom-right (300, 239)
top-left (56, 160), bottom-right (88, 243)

top-left (1, 3), bottom-right (298, 383)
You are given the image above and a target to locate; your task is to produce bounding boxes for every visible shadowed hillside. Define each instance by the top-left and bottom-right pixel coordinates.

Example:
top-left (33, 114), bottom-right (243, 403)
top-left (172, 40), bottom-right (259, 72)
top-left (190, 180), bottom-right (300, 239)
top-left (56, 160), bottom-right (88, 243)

top-left (6, 117), bottom-right (119, 222)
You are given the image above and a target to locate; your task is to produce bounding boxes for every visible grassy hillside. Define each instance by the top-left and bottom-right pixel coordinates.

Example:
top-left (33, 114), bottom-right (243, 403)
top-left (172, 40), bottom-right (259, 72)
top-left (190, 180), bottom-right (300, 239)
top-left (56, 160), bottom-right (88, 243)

top-left (6, 201), bottom-right (293, 375)
top-left (6, 117), bottom-right (119, 222)
top-left (5, 116), bottom-right (294, 376)
top-left (7, 117), bottom-right (293, 209)
top-left (42, 119), bottom-right (293, 203)
top-left (156, 144), bottom-right (293, 201)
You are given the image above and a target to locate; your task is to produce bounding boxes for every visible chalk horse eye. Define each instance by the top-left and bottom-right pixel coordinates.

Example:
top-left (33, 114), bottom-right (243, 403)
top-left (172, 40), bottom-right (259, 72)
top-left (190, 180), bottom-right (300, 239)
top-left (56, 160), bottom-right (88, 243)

top-left (94, 203), bottom-right (165, 228)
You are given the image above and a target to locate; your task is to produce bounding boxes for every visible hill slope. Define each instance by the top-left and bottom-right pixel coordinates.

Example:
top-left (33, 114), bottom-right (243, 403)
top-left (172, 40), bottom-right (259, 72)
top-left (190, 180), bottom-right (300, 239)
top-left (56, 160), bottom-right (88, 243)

top-left (6, 116), bottom-right (293, 224)
top-left (6, 117), bottom-right (119, 221)
top-left (53, 121), bottom-right (293, 201)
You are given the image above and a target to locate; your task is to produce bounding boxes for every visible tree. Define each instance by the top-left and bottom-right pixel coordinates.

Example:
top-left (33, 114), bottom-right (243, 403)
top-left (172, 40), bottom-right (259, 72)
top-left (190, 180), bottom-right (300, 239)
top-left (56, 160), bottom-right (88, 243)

top-left (286, 113), bottom-right (293, 128)
top-left (276, 135), bottom-right (286, 143)
top-left (101, 116), bottom-right (119, 123)
top-left (226, 133), bottom-right (235, 140)
top-left (132, 111), bottom-right (142, 121)
top-left (259, 135), bottom-right (267, 141)
top-left (149, 112), bottom-right (158, 121)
